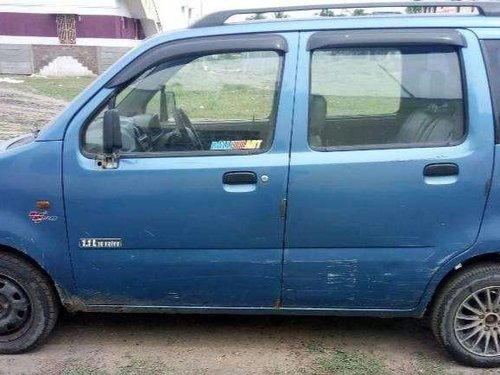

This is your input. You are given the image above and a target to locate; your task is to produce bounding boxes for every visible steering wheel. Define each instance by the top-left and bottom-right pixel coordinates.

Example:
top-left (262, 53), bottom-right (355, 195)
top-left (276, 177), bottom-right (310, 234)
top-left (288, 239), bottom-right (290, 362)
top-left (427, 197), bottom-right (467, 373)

top-left (173, 108), bottom-right (203, 150)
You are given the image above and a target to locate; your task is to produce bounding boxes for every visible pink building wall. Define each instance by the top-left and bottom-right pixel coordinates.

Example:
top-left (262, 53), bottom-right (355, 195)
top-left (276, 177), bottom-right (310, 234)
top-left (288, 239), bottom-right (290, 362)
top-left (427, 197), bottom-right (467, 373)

top-left (0, 13), bottom-right (144, 40)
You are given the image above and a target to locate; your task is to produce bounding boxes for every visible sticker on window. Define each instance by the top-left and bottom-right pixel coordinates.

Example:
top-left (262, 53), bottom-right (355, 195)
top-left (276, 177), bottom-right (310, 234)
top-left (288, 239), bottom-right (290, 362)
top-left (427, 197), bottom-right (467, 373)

top-left (210, 140), bottom-right (263, 151)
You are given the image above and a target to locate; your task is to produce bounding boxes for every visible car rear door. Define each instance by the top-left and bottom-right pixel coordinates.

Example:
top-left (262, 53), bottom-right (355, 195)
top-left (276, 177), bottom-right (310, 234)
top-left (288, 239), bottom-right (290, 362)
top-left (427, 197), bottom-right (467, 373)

top-left (283, 29), bottom-right (495, 310)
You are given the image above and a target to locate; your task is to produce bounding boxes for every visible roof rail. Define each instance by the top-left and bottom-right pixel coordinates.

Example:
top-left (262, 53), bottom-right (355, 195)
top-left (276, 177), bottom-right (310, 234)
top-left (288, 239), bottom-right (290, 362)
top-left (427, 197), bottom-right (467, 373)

top-left (190, 1), bottom-right (500, 28)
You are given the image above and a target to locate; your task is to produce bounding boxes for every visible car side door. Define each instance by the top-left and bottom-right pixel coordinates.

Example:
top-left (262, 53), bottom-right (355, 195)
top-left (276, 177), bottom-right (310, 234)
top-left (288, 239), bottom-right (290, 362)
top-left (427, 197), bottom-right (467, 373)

top-left (283, 29), bottom-right (495, 311)
top-left (62, 33), bottom-right (299, 308)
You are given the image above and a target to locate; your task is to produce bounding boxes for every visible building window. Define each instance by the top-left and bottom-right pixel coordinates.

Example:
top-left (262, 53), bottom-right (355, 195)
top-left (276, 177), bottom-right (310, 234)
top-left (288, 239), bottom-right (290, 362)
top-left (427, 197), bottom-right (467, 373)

top-left (56, 14), bottom-right (76, 44)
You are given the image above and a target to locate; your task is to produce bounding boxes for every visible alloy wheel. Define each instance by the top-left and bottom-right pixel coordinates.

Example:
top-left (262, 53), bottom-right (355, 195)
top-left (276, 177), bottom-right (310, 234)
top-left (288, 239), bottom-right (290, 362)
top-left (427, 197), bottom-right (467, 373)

top-left (454, 286), bottom-right (500, 357)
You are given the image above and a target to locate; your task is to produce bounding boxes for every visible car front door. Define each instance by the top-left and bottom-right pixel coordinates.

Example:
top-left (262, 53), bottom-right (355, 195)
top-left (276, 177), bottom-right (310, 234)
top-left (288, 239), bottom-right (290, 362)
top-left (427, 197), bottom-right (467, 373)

top-left (283, 29), bottom-right (495, 310)
top-left (62, 33), bottom-right (298, 308)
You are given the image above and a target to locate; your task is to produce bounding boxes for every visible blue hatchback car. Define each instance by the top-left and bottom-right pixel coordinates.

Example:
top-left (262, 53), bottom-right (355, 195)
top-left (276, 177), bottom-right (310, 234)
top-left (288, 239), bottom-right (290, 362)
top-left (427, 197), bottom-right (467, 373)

top-left (2, 1), bottom-right (500, 367)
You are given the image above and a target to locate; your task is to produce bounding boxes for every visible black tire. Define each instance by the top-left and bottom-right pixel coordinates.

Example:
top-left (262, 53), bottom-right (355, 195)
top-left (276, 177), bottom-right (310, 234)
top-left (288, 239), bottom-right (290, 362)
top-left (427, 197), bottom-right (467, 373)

top-left (0, 252), bottom-right (59, 354)
top-left (431, 262), bottom-right (500, 367)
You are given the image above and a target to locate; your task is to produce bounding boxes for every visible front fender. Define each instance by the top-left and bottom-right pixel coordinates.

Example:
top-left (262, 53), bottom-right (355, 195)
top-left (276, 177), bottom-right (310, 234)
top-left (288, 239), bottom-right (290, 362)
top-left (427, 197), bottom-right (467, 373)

top-left (0, 140), bottom-right (75, 296)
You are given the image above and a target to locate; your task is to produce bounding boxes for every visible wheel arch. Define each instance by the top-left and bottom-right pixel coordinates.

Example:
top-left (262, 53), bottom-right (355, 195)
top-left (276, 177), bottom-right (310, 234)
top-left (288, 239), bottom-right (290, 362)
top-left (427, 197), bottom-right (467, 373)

top-left (0, 244), bottom-right (66, 308)
top-left (425, 251), bottom-right (500, 317)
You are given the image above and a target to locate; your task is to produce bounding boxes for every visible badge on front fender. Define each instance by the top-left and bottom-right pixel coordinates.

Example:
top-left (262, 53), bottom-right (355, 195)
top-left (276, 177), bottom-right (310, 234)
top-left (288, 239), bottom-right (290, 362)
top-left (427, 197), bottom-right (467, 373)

top-left (28, 210), bottom-right (58, 224)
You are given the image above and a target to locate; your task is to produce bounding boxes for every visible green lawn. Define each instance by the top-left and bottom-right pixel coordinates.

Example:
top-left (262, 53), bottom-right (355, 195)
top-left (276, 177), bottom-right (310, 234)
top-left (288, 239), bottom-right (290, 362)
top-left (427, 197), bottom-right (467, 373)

top-left (144, 87), bottom-right (276, 121)
top-left (0, 70), bottom-right (399, 121)
top-left (0, 75), bottom-right (94, 101)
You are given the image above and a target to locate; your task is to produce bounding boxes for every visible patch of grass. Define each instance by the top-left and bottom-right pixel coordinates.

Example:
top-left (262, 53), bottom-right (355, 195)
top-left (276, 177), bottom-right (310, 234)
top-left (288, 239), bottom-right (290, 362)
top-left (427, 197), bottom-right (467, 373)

top-left (315, 350), bottom-right (389, 375)
top-left (23, 76), bottom-right (94, 101)
top-left (0, 75), bottom-right (94, 101)
top-left (116, 358), bottom-right (172, 375)
top-left (61, 358), bottom-right (172, 375)
top-left (414, 353), bottom-right (459, 375)
top-left (0, 74), bottom-right (399, 121)
top-left (304, 339), bottom-right (326, 354)
top-left (62, 367), bottom-right (106, 375)
top-left (323, 95), bottom-right (400, 117)
top-left (265, 367), bottom-right (310, 375)
top-left (144, 86), bottom-right (275, 121)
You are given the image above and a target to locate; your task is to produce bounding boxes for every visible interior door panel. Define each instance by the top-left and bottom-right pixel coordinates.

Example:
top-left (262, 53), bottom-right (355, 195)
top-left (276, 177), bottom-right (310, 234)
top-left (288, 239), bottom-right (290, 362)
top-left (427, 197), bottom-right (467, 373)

top-left (322, 115), bottom-right (400, 147)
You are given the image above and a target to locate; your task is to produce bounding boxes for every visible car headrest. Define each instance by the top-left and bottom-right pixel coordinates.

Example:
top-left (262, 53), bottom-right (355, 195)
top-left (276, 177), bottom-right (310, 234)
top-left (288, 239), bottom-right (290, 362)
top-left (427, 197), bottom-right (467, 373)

top-left (309, 94), bottom-right (327, 134)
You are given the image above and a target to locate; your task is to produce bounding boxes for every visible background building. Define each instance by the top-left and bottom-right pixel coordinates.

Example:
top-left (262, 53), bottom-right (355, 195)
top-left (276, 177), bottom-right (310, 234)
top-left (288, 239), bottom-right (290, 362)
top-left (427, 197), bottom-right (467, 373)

top-left (0, 0), bottom-right (163, 47)
top-left (157, 0), bottom-right (203, 30)
top-left (0, 0), bottom-right (477, 76)
top-left (0, 0), bottom-right (199, 76)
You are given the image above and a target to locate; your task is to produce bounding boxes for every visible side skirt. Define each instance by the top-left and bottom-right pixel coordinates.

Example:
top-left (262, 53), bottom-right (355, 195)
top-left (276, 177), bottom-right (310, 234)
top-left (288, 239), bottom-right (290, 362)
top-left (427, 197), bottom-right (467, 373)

top-left (69, 304), bottom-right (421, 318)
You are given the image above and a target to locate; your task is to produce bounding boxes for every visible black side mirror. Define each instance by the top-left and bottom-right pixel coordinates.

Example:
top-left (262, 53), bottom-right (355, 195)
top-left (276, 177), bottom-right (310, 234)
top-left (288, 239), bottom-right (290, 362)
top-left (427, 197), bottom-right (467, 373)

top-left (103, 109), bottom-right (122, 155)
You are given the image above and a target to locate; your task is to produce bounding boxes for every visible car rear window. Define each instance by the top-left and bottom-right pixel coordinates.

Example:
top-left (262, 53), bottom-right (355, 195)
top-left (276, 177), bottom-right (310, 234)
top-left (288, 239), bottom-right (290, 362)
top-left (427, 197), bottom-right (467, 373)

top-left (482, 40), bottom-right (500, 143)
top-left (309, 45), bottom-right (465, 150)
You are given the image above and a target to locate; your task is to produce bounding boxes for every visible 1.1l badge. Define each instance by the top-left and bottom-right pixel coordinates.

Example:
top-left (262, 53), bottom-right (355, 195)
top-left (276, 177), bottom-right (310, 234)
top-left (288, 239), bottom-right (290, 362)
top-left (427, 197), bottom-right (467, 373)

top-left (79, 238), bottom-right (123, 249)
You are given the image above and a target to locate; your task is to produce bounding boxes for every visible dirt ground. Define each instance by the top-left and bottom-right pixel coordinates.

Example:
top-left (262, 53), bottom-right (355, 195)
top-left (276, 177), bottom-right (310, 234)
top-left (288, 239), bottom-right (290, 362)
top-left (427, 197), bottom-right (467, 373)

top-left (0, 79), bottom-right (494, 375)
top-left (0, 86), bottom-right (67, 140)
top-left (0, 313), bottom-right (498, 375)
